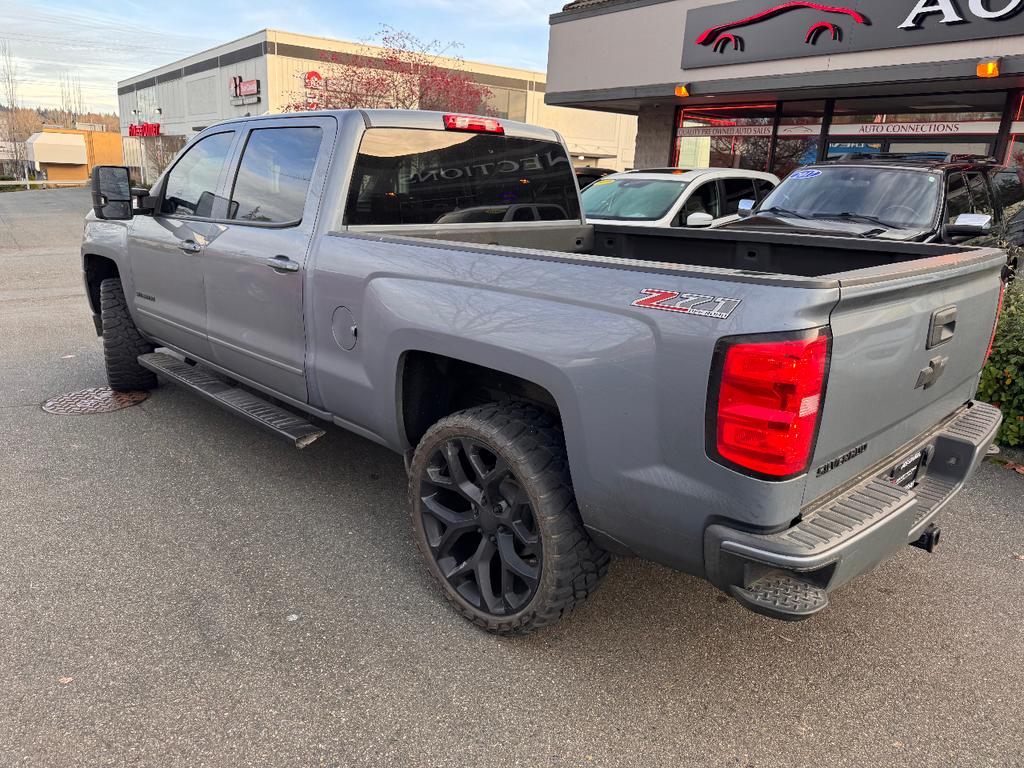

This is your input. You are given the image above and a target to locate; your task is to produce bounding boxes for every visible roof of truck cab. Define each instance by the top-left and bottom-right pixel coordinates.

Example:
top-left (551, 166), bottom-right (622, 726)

top-left (199, 109), bottom-right (561, 143)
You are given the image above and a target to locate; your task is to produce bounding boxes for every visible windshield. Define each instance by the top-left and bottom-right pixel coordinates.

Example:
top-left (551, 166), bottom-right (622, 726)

top-left (582, 178), bottom-right (689, 221)
top-left (760, 167), bottom-right (941, 230)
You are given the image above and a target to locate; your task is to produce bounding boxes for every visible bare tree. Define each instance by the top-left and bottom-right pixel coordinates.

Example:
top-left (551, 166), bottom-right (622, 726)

top-left (282, 27), bottom-right (491, 115)
top-left (58, 72), bottom-right (86, 129)
top-left (0, 40), bottom-right (25, 173)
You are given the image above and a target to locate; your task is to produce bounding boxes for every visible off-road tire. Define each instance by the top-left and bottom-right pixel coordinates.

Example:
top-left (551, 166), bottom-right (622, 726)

top-left (409, 402), bottom-right (610, 634)
top-left (100, 278), bottom-right (157, 392)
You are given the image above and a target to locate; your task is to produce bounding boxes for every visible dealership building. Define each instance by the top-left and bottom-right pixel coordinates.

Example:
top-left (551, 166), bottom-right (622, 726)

top-left (547, 0), bottom-right (1024, 176)
top-left (116, 29), bottom-right (637, 177)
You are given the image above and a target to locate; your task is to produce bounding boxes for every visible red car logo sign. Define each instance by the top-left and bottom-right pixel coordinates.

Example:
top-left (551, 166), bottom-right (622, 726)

top-left (695, 2), bottom-right (868, 53)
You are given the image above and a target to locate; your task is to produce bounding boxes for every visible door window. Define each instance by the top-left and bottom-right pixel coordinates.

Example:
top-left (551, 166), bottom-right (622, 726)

top-left (680, 182), bottom-right (721, 221)
top-left (720, 178), bottom-right (757, 216)
top-left (945, 173), bottom-right (971, 224)
top-left (229, 126), bottom-right (323, 223)
top-left (160, 132), bottom-right (235, 218)
top-left (964, 172), bottom-right (994, 217)
top-left (754, 178), bottom-right (775, 201)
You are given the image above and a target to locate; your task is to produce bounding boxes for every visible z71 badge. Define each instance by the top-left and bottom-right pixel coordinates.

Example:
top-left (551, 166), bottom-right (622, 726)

top-left (632, 289), bottom-right (741, 320)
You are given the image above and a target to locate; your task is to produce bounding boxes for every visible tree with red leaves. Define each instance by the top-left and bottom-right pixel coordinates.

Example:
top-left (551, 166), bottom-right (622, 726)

top-left (283, 27), bottom-right (492, 115)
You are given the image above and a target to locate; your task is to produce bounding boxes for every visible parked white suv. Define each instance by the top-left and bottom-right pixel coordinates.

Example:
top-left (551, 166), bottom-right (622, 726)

top-left (581, 168), bottom-right (779, 228)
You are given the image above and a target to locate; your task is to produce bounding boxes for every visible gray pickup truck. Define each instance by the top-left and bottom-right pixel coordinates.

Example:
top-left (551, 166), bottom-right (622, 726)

top-left (83, 110), bottom-right (1006, 634)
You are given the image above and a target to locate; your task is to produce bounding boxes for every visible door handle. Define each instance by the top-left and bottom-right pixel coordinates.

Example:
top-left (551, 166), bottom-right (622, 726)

top-left (179, 239), bottom-right (202, 254)
top-left (265, 255), bottom-right (300, 273)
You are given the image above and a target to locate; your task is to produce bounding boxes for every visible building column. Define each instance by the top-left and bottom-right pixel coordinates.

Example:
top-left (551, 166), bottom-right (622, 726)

top-left (634, 103), bottom-right (677, 169)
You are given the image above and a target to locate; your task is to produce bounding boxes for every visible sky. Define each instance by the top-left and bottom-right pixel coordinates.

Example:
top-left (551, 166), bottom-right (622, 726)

top-left (0, 0), bottom-right (560, 113)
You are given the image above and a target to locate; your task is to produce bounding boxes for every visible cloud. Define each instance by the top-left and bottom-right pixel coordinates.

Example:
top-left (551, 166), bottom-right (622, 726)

top-left (1, 0), bottom-right (559, 112)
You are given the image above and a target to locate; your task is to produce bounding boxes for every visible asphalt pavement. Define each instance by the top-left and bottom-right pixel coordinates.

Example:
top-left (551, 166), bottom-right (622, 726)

top-left (1, 189), bottom-right (1023, 767)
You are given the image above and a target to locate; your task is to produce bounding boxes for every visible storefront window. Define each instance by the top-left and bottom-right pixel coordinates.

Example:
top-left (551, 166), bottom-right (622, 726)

top-left (672, 104), bottom-right (775, 171)
top-left (828, 92), bottom-right (1005, 158)
top-left (773, 101), bottom-right (825, 177)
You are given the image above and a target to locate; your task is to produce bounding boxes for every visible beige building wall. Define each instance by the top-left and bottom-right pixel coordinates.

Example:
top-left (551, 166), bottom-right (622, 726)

top-left (265, 30), bottom-right (637, 170)
top-left (118, 32), bottom-right (270, 137)
top-left (119, 29), bottom-right (638, 171)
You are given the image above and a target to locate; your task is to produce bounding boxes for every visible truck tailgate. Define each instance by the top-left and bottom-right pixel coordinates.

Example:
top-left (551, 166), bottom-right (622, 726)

top-left (804, 252), bottom-right (1005, 504)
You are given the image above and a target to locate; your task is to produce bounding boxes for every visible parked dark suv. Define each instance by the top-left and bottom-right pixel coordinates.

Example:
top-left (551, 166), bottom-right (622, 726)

top-left (725, 153), bottom-right (1021, 279)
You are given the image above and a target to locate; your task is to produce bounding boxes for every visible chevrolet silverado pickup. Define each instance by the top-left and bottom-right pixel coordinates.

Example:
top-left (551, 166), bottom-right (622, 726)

top-left (83, 110), bottom-right (1006, 634)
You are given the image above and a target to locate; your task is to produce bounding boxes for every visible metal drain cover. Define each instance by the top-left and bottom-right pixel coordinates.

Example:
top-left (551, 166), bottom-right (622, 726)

top-left (42, 387), bottom-right (149, 415)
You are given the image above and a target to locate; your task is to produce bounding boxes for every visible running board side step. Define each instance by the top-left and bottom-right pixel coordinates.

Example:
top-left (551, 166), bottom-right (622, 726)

top-left (138, 352), bottom-right (325, 449)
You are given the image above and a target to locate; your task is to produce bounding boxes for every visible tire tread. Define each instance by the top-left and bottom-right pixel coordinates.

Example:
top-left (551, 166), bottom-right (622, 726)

top-left (100, 278), bottom-right (157, 392)
top-left (409, 402), bottom-right (610, 635)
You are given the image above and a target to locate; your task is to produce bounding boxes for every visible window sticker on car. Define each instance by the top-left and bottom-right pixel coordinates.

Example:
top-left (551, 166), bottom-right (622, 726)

top-left (631, 289), bottom-right (741, 319)
top-left (790, 169), bottom-right (823, 180)
top-left (593, 179), bottom-right (616, 185)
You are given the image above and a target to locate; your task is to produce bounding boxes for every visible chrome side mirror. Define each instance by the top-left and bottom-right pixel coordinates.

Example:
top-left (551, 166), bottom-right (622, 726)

top-left (737, 199), bottom-right (756, 218)
top-left (944, 213), bottom-right (993, 239)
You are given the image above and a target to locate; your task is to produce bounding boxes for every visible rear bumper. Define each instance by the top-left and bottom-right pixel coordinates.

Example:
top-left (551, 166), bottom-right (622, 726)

top-left (704, 400), bottom-right (1002, 620)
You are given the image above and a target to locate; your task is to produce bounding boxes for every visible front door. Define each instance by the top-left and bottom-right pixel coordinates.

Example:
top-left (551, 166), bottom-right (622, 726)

top-left (201, 117), bottom-right (335, 403)
top-left (127, 129), bottom-right (239, 361)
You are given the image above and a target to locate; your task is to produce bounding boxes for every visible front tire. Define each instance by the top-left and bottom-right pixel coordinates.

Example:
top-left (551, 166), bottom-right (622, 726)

top-left (99, 278), bottom-right (157, 392)
top-left (409, 402), bottom-right (609, 634)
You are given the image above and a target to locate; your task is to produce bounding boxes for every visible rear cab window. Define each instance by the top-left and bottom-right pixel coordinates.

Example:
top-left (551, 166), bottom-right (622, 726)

top-left (343, 128), bottom-right (581, 226)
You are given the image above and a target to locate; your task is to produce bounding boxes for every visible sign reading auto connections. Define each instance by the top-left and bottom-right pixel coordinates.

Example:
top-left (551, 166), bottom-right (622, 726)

top-left (682, 0), bottom-right (1024, 69)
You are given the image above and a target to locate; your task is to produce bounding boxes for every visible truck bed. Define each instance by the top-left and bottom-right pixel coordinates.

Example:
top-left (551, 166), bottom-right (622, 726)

top-left (348, 221), bottom-right (1001, 284)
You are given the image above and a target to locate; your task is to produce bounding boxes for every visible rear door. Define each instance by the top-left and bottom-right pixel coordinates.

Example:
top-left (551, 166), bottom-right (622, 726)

top-left (201, 116), bottom-right (335, 402)
top-left (803, 253), bottom-right (1004, 503)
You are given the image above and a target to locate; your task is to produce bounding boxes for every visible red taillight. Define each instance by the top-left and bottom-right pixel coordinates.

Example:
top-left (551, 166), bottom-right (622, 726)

top-left (710, 332), bottom-right (830, 478)
top-left (442, 114), bottom-right (504, 134)
top-left (984, 282), bottom-right (1007, 363)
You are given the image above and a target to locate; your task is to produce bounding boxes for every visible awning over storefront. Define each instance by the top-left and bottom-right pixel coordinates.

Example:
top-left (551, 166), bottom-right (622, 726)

top-left (25, 132), bottom-right (87, 166)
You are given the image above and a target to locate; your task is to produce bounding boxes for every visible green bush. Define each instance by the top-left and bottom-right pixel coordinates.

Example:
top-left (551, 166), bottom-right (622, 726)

top-left (978, 279), bottom-right (1024, 445)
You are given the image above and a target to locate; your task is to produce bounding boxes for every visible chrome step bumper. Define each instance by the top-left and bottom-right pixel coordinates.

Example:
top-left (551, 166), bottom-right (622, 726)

top-left (705, 401), bottom-right (1002, 621)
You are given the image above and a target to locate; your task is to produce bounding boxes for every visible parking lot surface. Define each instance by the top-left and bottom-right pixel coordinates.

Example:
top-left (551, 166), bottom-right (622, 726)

top-left (1, 189), bottom-right (1023, 767)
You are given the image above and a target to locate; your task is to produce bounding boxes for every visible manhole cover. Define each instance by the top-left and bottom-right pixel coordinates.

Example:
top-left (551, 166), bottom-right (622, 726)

top-left (42, 387), bottom-right (149, 415)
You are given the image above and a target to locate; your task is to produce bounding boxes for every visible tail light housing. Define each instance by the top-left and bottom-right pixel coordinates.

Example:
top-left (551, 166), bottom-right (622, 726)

top-left (707, 330), bottom-right (831, 479)
top-left (984, 281), bottom-right (1007, 364)
top-left (443, 114), bottom-right (504, 134)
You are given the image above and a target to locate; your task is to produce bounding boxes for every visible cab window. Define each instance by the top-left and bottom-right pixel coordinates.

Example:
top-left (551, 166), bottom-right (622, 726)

top-left (344, 128), bottom-right (581, 226)
top-left (754, 178), bottom-right (775, 202)
top-left (720, 178), bottom-right (757, 217)
top-left (964, 172), bottom-right (994, 218)
top-left (229, 126), bottom-right (323, 224)
top-left (160, 132), bottom-right (235, 218)
top-left (945, 173), bottom-right (972, 224)
top-left (680, 182), bottom-right (721, 221)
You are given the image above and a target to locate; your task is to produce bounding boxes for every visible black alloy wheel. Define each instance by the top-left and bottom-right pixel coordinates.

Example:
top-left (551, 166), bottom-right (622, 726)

top-left (408, 403), bottom-right (610, 634)
top-left (419, 436), bottom-right (542, 615)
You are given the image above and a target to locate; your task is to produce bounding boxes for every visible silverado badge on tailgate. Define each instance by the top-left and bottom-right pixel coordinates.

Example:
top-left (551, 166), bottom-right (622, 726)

top-left (632, 289), bottom-right (741, 320)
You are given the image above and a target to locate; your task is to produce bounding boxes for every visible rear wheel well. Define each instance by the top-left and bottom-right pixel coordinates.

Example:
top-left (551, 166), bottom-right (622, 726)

top-left (84, 254), bottom-right (120, 316)
top-left (400, 351), bottom-right (560, 448)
